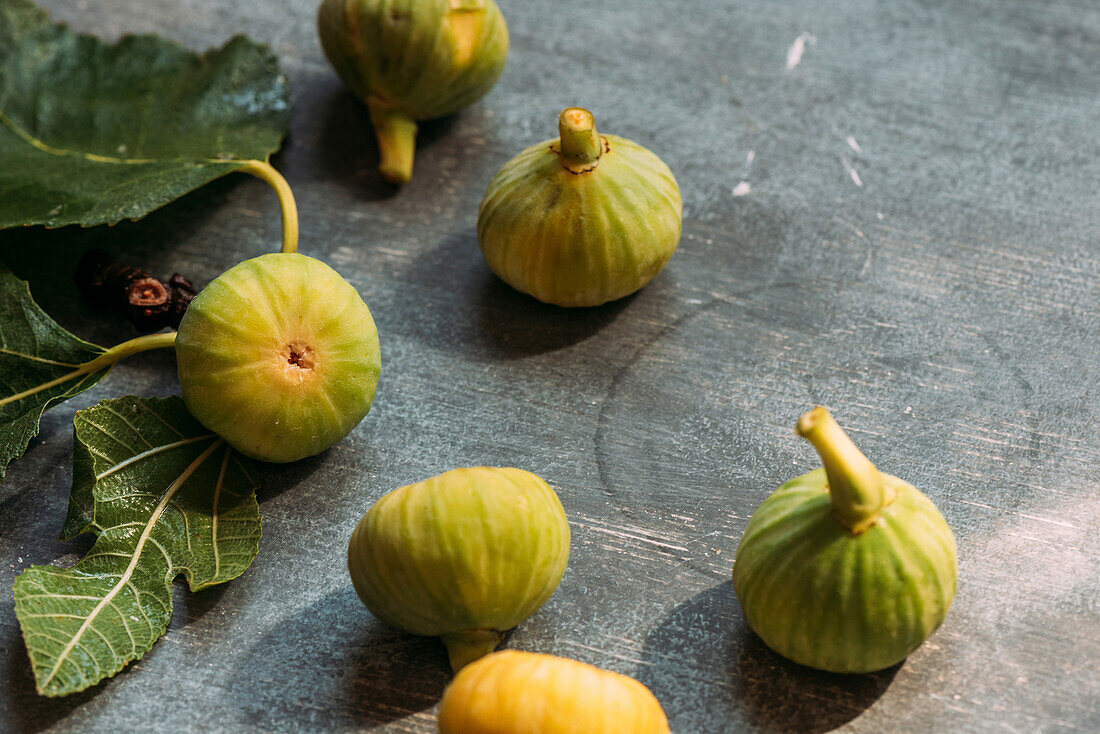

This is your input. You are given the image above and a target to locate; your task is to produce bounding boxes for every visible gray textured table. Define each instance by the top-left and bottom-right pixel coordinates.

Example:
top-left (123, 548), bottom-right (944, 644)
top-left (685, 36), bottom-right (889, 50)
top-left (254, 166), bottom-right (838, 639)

top-left (2, 0), bottom-right (1099, 731)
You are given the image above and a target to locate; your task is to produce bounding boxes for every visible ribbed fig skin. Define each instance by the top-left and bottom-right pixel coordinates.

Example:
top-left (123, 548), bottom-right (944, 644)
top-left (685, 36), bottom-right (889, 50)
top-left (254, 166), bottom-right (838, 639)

top-left (347, 467), bottom-right (569, 639)
top-left (175, 253), bottom-right (381, 463)
top-left (437, 650), bottom-right (670, 734)
top-left (477, 135), bottom-right (682, 307)
top-left (732, 468), bottom-right (957, 673)
top-left (317, 0), bottom-right (508, 120)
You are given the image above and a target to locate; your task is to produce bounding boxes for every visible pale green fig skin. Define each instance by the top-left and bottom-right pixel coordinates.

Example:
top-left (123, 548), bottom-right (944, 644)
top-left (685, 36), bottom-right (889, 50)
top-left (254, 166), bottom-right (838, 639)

top-left (317, 0), bottom-right (508, 121)
top-left (477, 133), bottom-right (683, 307)
top-left (732, 468), bottom-right (957, 673)
top-left (175, 253), bottom-right (381, 464)
top-left (347, 467), bottom-right (570, 668)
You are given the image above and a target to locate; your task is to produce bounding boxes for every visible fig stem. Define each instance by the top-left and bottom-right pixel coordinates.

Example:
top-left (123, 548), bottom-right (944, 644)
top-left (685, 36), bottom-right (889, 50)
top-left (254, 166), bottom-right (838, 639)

top-left (368, 101), bottom-right (418, 185)
top-left (0, 332), bottom-right (177, 409)
top-left (796, 406), bottom-right (885, 534)
top-left (441, 629), bottom-right (504, 672)
top-left (239, 161), bottom-right (299, 254)
top-left (557, 107), bottom-right (602, 173)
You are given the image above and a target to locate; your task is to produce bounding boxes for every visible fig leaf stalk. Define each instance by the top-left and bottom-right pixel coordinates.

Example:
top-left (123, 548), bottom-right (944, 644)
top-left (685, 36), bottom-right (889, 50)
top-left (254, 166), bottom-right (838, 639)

top-left (368, 102), bottom-right (418, 185)
top-left (557, 107), bottom-right (602, 173)
top-left (796, 406), bottom-right (888, 534)
top-left (441, 629), bottom-right (505, 672)
top-left (0, 332), bottom-right (177, 410)
top-left (239, 161), bottom-right (299, 254)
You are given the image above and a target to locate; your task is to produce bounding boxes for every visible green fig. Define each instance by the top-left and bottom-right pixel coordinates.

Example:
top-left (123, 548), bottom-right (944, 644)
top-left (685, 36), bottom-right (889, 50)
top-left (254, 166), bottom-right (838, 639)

top-left (732, 407), bottom-right (957, 673)
top-left (347, 466), bottom-right (570, 670)
top-left (477, 107), bottom-right (682, 307)
top-left (175, 253), bottom-right (381, 463)
top-left (317, 0), bottom-right (509, 184)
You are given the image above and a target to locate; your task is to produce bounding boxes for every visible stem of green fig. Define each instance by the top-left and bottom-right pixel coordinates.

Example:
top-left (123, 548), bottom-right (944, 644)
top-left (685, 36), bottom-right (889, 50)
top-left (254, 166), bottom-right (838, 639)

top-left (0, 331), bottom-right (178, 409)
top-left (557, 107), bottom-right (602, 173)
top-left (796, 406), bottom-right (885, 534)
top-left (239, 161), bottom-right (299, 254)
top-left (440, 629), bottom-right (504, 672)
top-left (368, 101), bottom-right (418, 185)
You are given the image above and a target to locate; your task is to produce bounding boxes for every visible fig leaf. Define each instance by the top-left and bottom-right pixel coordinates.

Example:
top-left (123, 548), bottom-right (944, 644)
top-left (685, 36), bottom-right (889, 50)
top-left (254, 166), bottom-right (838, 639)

top-left (13, 396), bottom-right (261, 697)
top-left (0, 263), bottom-right (108, 481)
top-left (0, 0), bottom-right (290, 229)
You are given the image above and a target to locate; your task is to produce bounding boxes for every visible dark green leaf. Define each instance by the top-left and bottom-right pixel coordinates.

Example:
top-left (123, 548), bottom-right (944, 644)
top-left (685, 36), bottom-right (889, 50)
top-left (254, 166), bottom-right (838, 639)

top-left (0, 262), bottom-right (108, 480)
top-left (0, 0), bottom-right (290, 228)
top-left (13, 396), bottom-right (262, 697)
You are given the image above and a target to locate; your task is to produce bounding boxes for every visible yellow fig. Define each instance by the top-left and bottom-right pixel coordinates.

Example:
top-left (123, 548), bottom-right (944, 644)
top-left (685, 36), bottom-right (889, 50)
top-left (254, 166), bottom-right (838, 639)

top-left (477, 107), bottom-right (682, 307)
top-left (347, 467), bottom-right (570, 671)
top-left (437, 650), bottom-right (670, 734)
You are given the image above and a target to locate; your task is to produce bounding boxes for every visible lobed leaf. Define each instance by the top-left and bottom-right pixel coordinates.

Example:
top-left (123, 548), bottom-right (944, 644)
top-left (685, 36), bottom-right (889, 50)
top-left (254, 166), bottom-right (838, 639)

top-left (13, 396), bottom-right (262, 697)
top-left (0, 262), bottom-right (108, 481)
top-left (0, 0), bottom-right (291, 228)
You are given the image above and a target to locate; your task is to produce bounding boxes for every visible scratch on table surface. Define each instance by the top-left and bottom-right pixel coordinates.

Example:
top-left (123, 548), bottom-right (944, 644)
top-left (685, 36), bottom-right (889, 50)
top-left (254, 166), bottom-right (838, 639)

top-left (371, 246), bottom-right (411, 259)
top-left (683, 529), bottom-right (727, 547)
top-left (860, 244), bottom-right (873, 276)
top-left (594, 545), bottom-right (675, 566)
top-left (818, 232), bottom-right (874, 276)
top-left (563, 640), bottom-right (646, 666)
top-left (732, 149), bottom-right (756, 196)
top-left (1002, 421), bottom-right (1084, 445)
top-left (785, 32), bottom-right (816, 70)
top-left (948, 429), bottom-right (1035, 452)
top-left (1005, 510), bottom-right (1081, 530)
top-left (833, 215), bottom-right (865, 238)
top-left (601, 633), bottom-right (646, 651)
top-left (920, 361), bottom-right (973, 374)
top-left (841, 154), bottom-right (864, 187)
top-left (572, 519), bottom-right (690, 553)
top-left (1008, 531), bottom-right (1093, 553)
top-left (953, 498), bottom-right (1080, 530)
top-left (928, 694), bottom-right (979, 717)
top-left (329, 245), bottom-right (360, 269)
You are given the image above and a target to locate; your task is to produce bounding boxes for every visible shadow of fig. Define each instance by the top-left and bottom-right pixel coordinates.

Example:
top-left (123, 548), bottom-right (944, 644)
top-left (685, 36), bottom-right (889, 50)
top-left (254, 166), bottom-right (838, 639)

top-left (225, 587), bottom-right (449, 730)
top-left (394, 229), bottom-right (637, 360)
top-left (638, 583), bottom-right (897, 733)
